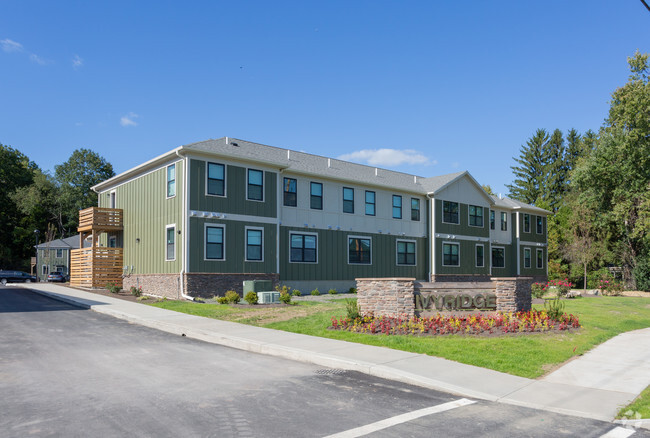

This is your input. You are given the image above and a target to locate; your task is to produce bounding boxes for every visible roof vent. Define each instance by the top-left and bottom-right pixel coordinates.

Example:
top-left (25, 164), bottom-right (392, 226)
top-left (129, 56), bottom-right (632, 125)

top-left (231, 142), bottom-right (239, 147)
top-left (498, 193), bottom-right (503, 199)
top-left (328, 158), bottom-right (331, 168)
top-left (375, 168), bottom-right (378, 176)
top-left (287, 150), bottom-right (290, 160)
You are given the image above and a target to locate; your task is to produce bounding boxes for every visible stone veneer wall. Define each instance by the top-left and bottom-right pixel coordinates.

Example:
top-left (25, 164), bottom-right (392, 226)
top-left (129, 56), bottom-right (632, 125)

top-left (357, 277), bottom-right (538, 317)
top-left (356, 278), bottom-right (416, 317)
top-left (184, 273), bottom-right (279, 299)
top-left (123, 274), bottom-right (181, 299)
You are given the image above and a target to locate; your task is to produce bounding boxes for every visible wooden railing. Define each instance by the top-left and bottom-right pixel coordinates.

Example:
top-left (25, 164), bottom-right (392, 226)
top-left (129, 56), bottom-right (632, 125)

top-left (78, 207), bottom-right (123, 232)
top-left (70, 247), bottom-right (123, 288)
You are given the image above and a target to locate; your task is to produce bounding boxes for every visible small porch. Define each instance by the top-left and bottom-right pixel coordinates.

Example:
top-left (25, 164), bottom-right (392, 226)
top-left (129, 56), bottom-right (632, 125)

top-left (70, 207), bottom-right (124, 289)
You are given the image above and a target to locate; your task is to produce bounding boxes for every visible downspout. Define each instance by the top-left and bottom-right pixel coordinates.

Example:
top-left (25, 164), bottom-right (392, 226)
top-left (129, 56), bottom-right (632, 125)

top-left (176, 149), bottom-right (193, 301)
top-left (426, 193), bottom-right (435, 282)
top-left (516, 211), bottom-right (520, 276)
top-left (276, 170), bottom-right (281, 277)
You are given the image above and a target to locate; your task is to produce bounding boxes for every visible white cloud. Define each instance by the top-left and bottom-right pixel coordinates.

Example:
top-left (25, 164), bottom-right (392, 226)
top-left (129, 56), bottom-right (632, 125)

top-left (29, 53), bottom-right (48, 65)
top-left (120, 112), bottom-right (139, 127)
top-left (1, 38), bottom-right (23, 53)
top-left (72, 54), bottom-right (83, 69)
top-left (338, 148), bottom-right (433, 167)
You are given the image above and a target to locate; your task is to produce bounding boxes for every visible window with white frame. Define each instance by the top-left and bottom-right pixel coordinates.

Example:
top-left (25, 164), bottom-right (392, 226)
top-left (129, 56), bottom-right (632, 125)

top-left (207, 162), bottom-right (225, 196)
top-left (290, 233), bottom-right (317, 263)
top-left (397, 240), bottom-right (416, 265)
top-left (310, 182), bottom-right (323, 210)
top-left (348, 237), bottom-right (371, 264)
top-left (475, 244), bottom-right (484, 268)
top-left (469, 205), bottom-right (483, 227)
top-left (524, 214), bottom-right (531, 233)
top-left (56, 249), bottom-right (63, 258)
top-left (536, 216), bottom-right (544, 234)
top-left (166, 164), bottom-right (176, 198)
top-left (245, 228), bottom-right (263, 261)
top-left (166, 226), bottom-right (175, 261)
top-left (524, 248), bottom-right (531, 269)
top-left (442, 242), bottom-right (459, 266)
top-left (365, 191), bottom-right (375, 216)
top-left (500, 212), bottom-right (508, 231)
top-left (205, 225), bottom-right (225, 260)
top-left (537, 249), bottom-right (544, 269)
top-left (411, 198), bottom-right (420, 221)
top-left (109, 191), bottom-right (116, 209)
top-left (247, 169), bottom-right (264, 201)
top-left (343, 187), bottom-right (354, 214)
top-left (492, 247), bottom-right (505, 268)
top-left (443, 201), bottom-right (459, 224)
top-left (392, 195), bottom-right (402, 219)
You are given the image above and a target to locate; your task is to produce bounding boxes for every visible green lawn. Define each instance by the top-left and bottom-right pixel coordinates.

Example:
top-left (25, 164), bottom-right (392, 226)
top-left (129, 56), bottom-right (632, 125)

top-left (618, 385), bottom-right (650, 419)
top-left (150, 296), bottom-right (650, 379)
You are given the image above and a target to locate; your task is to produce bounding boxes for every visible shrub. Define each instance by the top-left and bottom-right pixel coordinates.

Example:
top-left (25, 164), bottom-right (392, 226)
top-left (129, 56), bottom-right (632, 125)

top-left (279, 292), bottom-right (292, 304)
top-left (530, 282), bottom-right (546, 299)
top-left (292, 289), bottom-right (301, 297)
top-left (544, 296), bottom-right (565, 321)
top-left (225, 290), bottom-right (241, 304)
top-left (275, 284), bottom-right (291, 295)
top-left (633, 256), bottom-right (650, 292)
top-left (106, 282), bottom-right (121, 293)
top-left (599, 278), bottom-right (624, 296)
top-left (310, 288), bottom-right (320, 296)
top-left (547, 279), bottom-right (573, 297)
top-left (129, 286), bottom-right (143, 297)
top-left (328, 289), bottom-right (337, 295)
top-left (216, 296), bottom-right (229, 304)
top-left (344, 298), bottom-right (360, 320)
top-left (244, 291), bottom-right (258, 305)
top-left (349, 287), bottom-right (357, 294)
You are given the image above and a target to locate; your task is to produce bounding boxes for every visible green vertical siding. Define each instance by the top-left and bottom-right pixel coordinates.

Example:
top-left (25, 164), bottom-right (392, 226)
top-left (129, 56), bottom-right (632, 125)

top-left (435, 239), bottom-right (491, 275)
top-left (280, 226), bottom-right (427, 281)
top-left (520, 245), bottom-right (547, 276)
top-left (189, 159), bottom-right (277, 217)
top-left (36, 248), bottom-right (70, 280)
top-left (435, 199), bottom-right (489, 237)
top-left (189, 218), bottom-right (276, 273)
top-left (99, 162), bottom-right (183, 275)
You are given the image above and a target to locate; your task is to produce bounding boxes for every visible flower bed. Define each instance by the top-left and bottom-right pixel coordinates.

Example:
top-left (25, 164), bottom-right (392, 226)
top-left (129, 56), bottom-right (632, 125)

top-left (330, 310), bottom-right (580, 336)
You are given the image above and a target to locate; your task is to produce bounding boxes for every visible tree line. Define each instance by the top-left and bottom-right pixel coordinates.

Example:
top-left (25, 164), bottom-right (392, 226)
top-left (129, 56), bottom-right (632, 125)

top-left (0, 147), bottom-right (114, 270)
top-left (508, 51), bottom-right (650, 291)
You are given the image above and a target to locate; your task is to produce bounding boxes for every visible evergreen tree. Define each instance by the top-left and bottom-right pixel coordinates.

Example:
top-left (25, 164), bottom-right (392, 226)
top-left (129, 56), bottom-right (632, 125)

top-left (507, 129), bottom-right (550, 205)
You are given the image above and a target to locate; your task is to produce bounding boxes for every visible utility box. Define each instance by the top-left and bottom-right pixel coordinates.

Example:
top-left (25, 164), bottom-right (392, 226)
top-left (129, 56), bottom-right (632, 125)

top-left (242, 280), bottom-right (273, 294)
top-left (257, 291), bottom-right (280, 304)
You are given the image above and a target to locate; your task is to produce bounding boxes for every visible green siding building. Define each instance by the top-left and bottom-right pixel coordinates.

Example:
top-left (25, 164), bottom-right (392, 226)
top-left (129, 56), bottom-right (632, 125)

top-left (91, 137), bottom-right (549, 299)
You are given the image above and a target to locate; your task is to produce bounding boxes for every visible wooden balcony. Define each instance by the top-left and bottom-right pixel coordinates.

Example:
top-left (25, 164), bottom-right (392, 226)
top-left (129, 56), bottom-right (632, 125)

top-left (78, 207), bottom-right (123, 233)
top-left (70, 247), bottom-right (123, 289)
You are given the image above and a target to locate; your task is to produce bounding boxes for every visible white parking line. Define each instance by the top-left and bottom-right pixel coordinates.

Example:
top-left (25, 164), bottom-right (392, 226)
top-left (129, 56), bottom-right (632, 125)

top-left (323, 398), bottom-right (476, 438)
top-left (600, 426), bottom-right (636, 438)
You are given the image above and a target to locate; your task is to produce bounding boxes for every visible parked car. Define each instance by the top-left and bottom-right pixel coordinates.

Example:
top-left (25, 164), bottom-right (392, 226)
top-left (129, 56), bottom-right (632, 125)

top-left (0, 270), bottom-right (37, 285)
top-left (47, 272), bottom-right (67, 283)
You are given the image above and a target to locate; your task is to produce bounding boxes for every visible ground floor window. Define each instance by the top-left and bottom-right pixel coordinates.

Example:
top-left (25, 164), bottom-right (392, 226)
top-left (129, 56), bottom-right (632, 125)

top-left (524, 248), bottom-right (531, 269)
top-left (166, 226), bottom-right (175, 261)
top-left (537, 249), bottom-right (544, 269)
top-left (42, 265), bottom-right (48, 275)
top-left (475, 244), bottom-right (484, 268)
top-left (290, 233), bottom-right (317, 263)
top-left (442, 243), bottom-right (459, 266)
top-left (492, 247), bottom-right (505, 268)
top-left (205, 225), bottom-right (225, 260)
top-left (397, 240), bottom-right (416, 265)
top-left (349, 237), bottom-right (371, 264)
top-left (246, 228), bottom-right (263, 261)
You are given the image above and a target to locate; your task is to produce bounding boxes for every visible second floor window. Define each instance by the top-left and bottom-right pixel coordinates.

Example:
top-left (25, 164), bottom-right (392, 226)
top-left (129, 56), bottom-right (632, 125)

top-left (411, 198), bottom-right (420, 221)
top-left (524, 214), bottom-right (531, 233)
top-left (283, 178), bottom-right (297, 207)
top-left (166, 164), bottom-right (176, 198)
top-left (247, 169), bottom-right (263, 201)
top-left (490, 210), bottom-right (495, 230)
top-left (537, 216), bottom-right (544, 234)
top-left (392, 195), bottom-right (402, 219)
top-left (207, 162), bottom-right (225, 196)
top-left (343, 187), bottom-right (354, 213)
top-left (469, 205), bottom-right (483, 227)
top-left (443, 201), bottom-right (459, 224)
top-left (501, 212), bottom-right (508, 231)
top-left (365, 191), bottom-right (375, 216)
top-left (310, 182), bottom-right (323, 210)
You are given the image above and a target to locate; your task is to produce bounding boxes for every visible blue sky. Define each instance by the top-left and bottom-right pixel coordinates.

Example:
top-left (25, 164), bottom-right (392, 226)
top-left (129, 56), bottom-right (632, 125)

top-left (1, 1), bottom-right (649, 195)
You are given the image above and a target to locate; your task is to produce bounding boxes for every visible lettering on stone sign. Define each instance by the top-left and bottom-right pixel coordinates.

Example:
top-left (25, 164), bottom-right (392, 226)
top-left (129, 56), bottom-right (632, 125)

top-left (415, 290), bottom-right (497, 311)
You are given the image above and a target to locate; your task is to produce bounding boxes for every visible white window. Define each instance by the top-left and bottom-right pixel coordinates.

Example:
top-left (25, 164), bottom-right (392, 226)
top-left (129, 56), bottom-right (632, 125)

top-left (205, 224), bottom-right (225, 260)
top-left (247, 169), bottom-right (264, 201)
top-left (245, 227), bottom-right (264, 261)
top-left (166, 164), bottom-right (176, 198)
top-left (207, 162), bottom-right (226, 197)
top-left (165, 225), bottom-right (175, 261)
top-left (56, 249), bottom-right (63, 258)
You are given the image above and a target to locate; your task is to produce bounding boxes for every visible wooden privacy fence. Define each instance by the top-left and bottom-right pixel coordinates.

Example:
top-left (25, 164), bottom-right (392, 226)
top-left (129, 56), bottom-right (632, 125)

top-left (70, 247), bottom-right (123, 288)
top-left (78, 207), bottom-right (123, 232)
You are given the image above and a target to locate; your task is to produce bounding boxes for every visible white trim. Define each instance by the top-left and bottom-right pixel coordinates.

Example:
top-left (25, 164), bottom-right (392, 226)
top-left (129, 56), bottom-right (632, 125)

top-left (520, 241), bottom-right (547, 247)
top-left (431, 197), bottom-right (436, 277)
top-left (475, 243), bottom-right (484, 268)
top-left (310, 181), bottom-right (323, 210)
top-left (500, 211), bottom-right (508, 231)
top-left (434, 233), bottom-right (490, 242)
top-left (165, 163), bottom-right (177, 199)
top-left (288, 231), bottom-right (319, 264)
top-left (396, 239), bottom-right (417, 266)
top-left (441, 241), bottom-right (460, 267)
top-left (516, 211), bottom-right (520, 276)
top-left (204, 223), bottom-right (226, 261)
top-left (365, 190), bottom-right (376, 216)
top-left (467, 205), bottom-right (484, 228)
top-left (410, 197), bottom-right (420, 221)
top-left (536, 248), bottom-right (544, 269)
top-left (441, 200), bottom-right (460, 225)
top-left (97, 157), bottom-right (183, 194)
top-left (392, 194), bottom-right (402, 219)
top-left (277, 172), bottom-right (282, 274)
top-left (205, 160), bottom-right (227, 198)
top-left (244, 226), bottom-right (264, 262)
top-left (189, 211), bottom-right (278, 225)
top-left (342, 186), bottom-right (355, 214)
top-left (491, 246), bottom-right (505, 269)
top-left (246, 168), bottom-right (265, 202)
top-left (524, 247), bottom-right (532, 269)
top-left (165, 224), bottom-right (176, 261)
top-left (109, 190), bottom-right (116, 209)
top-left (347, 235), bottom-right (372, 265)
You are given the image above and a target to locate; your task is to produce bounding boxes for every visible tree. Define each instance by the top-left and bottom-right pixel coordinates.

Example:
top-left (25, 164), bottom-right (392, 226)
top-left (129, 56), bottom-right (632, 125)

top-left (10, 170), bottom-right (66, 236)
top-left (55, 149), bottom-right (115, 233)
top-left (507, 129), bottom-right (550, 205)
top-left (481, 184), bottom-right (495, 196)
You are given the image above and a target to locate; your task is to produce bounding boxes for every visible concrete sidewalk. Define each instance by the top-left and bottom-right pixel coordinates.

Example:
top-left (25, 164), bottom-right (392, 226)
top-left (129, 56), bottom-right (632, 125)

top-left (14, 283), bottom-right (650, 424)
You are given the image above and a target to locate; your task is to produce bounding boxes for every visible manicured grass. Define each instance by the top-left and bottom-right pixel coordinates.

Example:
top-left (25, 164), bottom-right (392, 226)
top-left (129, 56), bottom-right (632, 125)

top-left (618, 385), bottom-right (650, 419)
top-left (149, 296), bottom-right (650, 379)
top-left (266, 297), bottom-right (650, 379)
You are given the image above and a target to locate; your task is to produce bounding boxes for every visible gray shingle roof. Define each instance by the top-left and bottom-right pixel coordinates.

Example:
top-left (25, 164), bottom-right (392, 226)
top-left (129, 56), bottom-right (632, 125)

top-left (490, 195), bottom-right (551, 214)
top-left (35, 235), bottom-right (81, 249)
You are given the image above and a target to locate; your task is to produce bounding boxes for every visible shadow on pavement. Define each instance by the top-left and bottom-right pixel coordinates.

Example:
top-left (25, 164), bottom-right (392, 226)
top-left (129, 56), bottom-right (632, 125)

top-left (0, 287), bottom-right (99, 313)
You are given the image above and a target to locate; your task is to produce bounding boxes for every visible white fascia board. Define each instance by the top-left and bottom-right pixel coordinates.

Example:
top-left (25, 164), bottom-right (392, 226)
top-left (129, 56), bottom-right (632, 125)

top-left (428, 171), bottom-right (495, 206)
